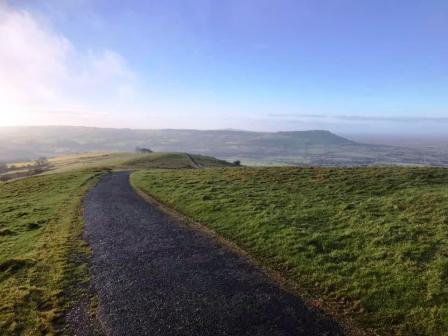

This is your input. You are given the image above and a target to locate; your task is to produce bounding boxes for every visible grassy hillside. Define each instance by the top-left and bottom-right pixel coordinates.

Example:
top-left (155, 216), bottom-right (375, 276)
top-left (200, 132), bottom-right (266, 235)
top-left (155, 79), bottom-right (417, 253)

top-left (123, 152), bottom-right (235, 169)
top-left (132, 167), bottom-right (448, 335)
top-left (0, 171), bottom-right (102, 334)
top-left (0, 151), bottom-right (233, 333)
top-left (1, 152), bottom-right (234, 181)
top-left (2, 126), bottom-right (448, 166)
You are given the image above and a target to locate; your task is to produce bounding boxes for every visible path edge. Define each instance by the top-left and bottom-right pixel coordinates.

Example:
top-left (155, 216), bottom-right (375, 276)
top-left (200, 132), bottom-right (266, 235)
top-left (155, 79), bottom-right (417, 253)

top-left (61, 171), bottom-right (109, 336)
top-left (129, 172), bottom-right (372, 336)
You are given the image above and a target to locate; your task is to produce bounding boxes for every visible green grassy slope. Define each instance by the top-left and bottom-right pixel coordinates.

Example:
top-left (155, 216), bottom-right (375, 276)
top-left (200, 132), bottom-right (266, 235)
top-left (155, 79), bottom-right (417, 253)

top-left (192, 154), bottom-right (236, 168)
top-left (0, 171), bottom-right (102, 334)
top-left (122, 152), bottom-right (234, 169)
top-left (123, 152), bottom-right (193, 169)
top-left (44, 152), bottom-right (137, 173)
top-left (2, 152), bottom-right (234, 181)
top-left (0, 151), bottom-right (233, 333)
top-left (50, 152), bottom-right (234, 171)
top-left (131, 167), bottom-right (448, 335)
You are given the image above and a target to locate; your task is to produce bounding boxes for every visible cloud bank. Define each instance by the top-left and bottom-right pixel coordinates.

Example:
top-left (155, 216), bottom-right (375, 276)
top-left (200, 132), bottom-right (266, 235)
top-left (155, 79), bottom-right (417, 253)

top-left (0, 3), bottom-right (136, 126)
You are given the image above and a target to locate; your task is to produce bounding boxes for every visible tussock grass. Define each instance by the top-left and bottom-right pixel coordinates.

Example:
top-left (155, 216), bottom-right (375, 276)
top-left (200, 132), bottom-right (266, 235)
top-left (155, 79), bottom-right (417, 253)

top-left (132, 167), bottom-right (448, 335)
top-left (0, 171), bottom-right (102, 334)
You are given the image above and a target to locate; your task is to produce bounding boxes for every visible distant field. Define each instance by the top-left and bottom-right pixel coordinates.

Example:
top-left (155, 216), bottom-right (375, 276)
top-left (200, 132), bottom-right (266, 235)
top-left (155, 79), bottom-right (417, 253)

top-left (132, 167), bottom-right (448, 335)
top-left (0, 171), bottom-right (102, 334)
top-left (44, 152), bottom-right (136, 173)
top-left (2, 126), bottom-right (448, 167)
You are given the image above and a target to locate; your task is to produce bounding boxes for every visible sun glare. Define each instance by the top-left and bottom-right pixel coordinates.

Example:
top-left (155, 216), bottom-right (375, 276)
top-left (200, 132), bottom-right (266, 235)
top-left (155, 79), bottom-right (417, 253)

top-left (0, 106), bottom-right (25, 126)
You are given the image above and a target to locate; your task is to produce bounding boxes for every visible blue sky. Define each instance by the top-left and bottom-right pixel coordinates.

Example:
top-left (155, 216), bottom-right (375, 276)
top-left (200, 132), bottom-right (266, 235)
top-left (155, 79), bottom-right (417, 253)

top-left (1, 0), bottom-right (447, 134)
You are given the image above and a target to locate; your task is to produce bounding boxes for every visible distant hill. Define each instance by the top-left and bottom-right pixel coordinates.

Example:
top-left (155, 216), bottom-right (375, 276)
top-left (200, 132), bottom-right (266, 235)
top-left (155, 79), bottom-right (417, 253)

top-left (0, 126), bottom-right (447, 166)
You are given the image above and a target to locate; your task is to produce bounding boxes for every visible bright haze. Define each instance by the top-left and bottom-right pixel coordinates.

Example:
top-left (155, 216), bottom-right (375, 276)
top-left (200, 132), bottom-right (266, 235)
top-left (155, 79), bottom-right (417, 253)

top-left (0, 0), bottom-right (447, 135)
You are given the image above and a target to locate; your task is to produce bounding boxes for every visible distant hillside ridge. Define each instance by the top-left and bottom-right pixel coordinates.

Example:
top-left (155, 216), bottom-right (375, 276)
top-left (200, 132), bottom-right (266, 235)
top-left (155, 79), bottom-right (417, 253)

top-left (0, 126), bottom-right (447, 166)
top-left (257, 130), bottom-right (356, 146)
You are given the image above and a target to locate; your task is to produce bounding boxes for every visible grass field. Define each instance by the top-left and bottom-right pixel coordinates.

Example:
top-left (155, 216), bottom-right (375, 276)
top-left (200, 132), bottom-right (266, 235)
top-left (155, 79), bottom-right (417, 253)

top-left (132, 167), bottom-right (448, 335)
top-left (3, 152), bottom-right (234, 180)
top-left (123, 152), bottom-right (234, 169)
top-left (0, 170), bottom-right (103, 334)
top-left (0, 151), bottom-right (233, 334)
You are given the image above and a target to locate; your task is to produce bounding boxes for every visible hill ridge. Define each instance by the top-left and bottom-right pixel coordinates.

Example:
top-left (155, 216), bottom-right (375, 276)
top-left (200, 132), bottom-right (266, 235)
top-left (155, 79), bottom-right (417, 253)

top-left (1, 126), bottom-right (447, 167)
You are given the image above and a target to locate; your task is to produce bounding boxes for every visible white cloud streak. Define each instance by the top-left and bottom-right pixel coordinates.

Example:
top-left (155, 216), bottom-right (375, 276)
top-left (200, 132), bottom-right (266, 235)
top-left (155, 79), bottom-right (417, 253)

top-left (269, 113), bottom-right (448, 123)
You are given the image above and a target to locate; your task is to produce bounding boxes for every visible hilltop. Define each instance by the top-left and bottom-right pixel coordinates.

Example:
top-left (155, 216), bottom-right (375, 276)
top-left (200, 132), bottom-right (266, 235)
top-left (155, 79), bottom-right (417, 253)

top-left (2, 146), bottom-right (447, 335)
top-left (0, 152), bottom-right (235, 181)
top-left (1, 126), bottom-right (447, 166)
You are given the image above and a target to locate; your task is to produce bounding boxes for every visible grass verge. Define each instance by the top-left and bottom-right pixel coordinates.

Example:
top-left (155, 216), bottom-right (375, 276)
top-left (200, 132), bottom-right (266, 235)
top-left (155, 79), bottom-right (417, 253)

top-left (131, 167), bottom-right (448, 335)
top-left (0, 170), bottom-right (104, 335)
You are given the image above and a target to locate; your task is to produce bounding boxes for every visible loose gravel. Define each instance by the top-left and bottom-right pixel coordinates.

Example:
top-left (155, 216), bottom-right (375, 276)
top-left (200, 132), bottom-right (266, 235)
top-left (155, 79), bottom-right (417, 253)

top-left (83, 172), bottom-right (344, 336)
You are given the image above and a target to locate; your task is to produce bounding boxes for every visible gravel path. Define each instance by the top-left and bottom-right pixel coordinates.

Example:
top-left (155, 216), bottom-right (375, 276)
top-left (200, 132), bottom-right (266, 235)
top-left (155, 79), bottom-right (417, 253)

top-left (83, 172), bottom-right (344, 336)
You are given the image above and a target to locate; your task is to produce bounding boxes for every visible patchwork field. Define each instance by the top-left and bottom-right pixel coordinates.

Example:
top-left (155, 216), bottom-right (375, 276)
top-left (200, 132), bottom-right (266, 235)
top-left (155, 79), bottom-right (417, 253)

top-left (132, 167), bottom-right (448, 335)
top-left (2, 126), bottom-right (448, 167)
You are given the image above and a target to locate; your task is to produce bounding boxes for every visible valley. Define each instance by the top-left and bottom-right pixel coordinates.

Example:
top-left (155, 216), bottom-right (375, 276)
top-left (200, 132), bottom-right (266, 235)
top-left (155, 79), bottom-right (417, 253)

top-left (1, 126), bottom-right (448, 167)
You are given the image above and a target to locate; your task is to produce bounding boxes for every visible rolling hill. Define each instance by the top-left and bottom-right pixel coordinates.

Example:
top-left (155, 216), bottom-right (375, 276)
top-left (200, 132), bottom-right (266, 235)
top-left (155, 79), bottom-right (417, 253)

top-left (0, 152), bottom-right (235, 182)
top-left (0, 151), bottom-right (234, 333)
top-left (2, 147), bottom-right (448, 334)
top-left (1, 126), bottom-right (447, 166)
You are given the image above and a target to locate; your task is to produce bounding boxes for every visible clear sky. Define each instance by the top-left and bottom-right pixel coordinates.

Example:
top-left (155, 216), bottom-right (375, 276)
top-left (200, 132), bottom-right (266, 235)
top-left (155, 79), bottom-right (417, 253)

top-left (1, 0), bottom-right (447, 134)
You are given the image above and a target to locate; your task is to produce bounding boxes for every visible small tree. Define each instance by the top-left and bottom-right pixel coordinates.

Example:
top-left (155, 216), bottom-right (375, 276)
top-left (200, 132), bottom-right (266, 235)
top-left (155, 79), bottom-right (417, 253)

top-left (136, 147), bottom-right (153, 153)
top-left (233, 160), bottom-right (241, 166)
top-left (34, 157), bottom-right (48, 167)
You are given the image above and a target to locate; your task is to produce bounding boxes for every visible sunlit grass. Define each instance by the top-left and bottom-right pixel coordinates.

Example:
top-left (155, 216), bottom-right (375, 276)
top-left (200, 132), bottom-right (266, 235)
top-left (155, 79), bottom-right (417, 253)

top-left (7, 152), bottom-right (234, 176)
top-left (0, 151), bottom-right (232, 333)
top-left (0, 171), bottom-right (102, 334)
top-left (132, 167), bottom-right (448, 335)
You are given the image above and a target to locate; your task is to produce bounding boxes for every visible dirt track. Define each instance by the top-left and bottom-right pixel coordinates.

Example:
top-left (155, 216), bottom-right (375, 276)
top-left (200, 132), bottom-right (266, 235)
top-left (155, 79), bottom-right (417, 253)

top-left (82, 172), bottom-right (344, 336)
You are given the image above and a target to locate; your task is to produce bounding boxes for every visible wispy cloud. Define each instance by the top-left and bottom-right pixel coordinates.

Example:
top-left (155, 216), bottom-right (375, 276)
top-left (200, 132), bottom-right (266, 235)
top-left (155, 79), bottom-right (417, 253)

top-left (0, 2), bottom-right (136, 126)
top-left (269, 114), bottom-right (448, 123)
